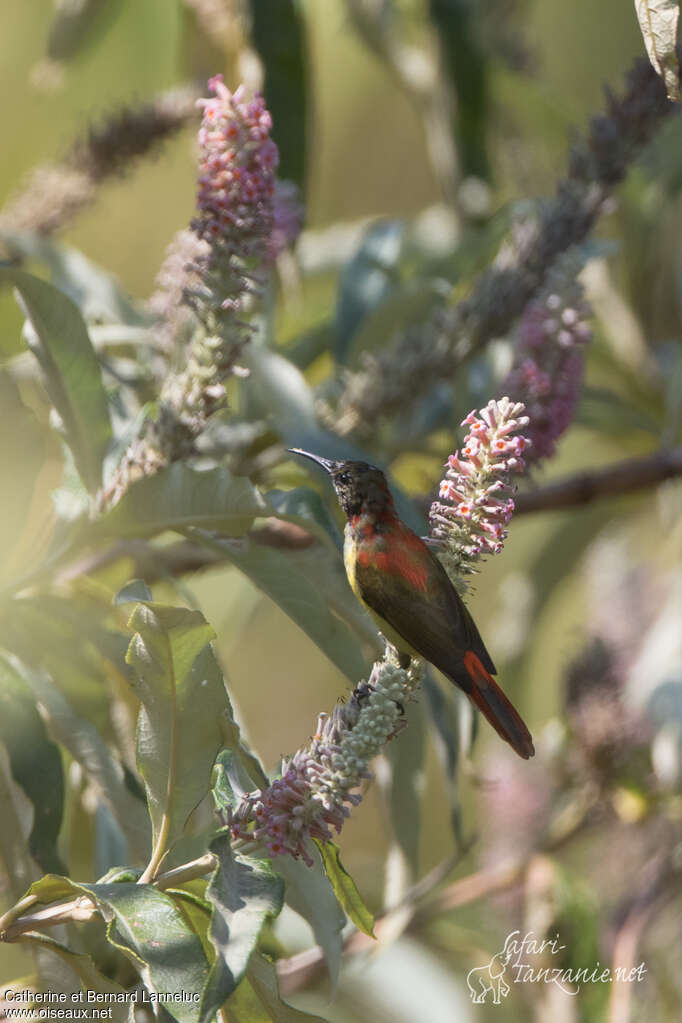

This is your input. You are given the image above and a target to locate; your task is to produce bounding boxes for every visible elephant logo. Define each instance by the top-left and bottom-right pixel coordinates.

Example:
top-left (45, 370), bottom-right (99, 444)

top-left (466, 949), bottom-right (512, 1004)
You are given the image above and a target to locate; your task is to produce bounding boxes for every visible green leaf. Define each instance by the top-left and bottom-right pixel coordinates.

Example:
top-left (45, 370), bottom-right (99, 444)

top-left (428, 0), bottom-right (491, 178)
top-left (188, 531), bottom-right (368, 682)
top-left (313, 840), bottom-right (375, 938)
top-left (635, 0), bottom-right (681, 102)
top-left (24, 872), bottom-right (77, 904)
top-left (249, 0), bottom-right (308, 188)
top-left (126, 603), bottom-right (228, 867)
top-left (247, 951), bottom-right (330, 1022)
top-left (96, 464), bottom-right (267, 538)
top-left (0, 234), bottom-right (147, 326)
top-left (8, 655), bottom-right (150, 862)
top-left (0, 654), bottom-right (65, 874)
top-left (115, 579), bottom-right (153, 605)
top-left (265, 488), bottom-right (342, 550)
top-left (199, 834), bottom-right (284, 1023)
top-left (334, 220), bottom-right (404, 363)
top-left (0, 267), bottom-right (112, 492)
top-left (212, 748), bottom-right (267, 821)
top-left (275, 848), bottom-right (345, 990)
top-left (75, 881), bottom-right (210, 1023)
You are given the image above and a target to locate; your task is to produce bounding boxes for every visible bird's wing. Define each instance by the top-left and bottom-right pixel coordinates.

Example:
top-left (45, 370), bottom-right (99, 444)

top-left (354, 529), bottom-right (496, 675)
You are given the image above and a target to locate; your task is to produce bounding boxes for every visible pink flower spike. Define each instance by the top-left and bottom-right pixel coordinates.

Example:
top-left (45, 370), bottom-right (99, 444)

top-left (429, 396), bottom-right (529, 576)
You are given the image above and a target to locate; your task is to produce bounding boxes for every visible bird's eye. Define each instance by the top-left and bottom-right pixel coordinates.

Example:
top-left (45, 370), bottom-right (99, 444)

top-left (337, 472), bottom-right (350, 485)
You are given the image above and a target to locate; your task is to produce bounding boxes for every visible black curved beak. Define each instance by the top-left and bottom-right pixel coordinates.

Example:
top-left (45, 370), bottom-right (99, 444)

top-left (287, 448), bottom-right (342, 474)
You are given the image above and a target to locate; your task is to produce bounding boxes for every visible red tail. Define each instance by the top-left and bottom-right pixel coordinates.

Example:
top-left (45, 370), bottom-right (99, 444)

top-left (460, 652), bottom-right (535, 759)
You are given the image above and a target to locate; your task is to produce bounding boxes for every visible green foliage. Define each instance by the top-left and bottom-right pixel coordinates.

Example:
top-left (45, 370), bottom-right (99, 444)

top-left (2, 3), bottom-right (682, 1020)
top-left (0, 268), bottom-right (112, 493)
top-left (97, 464), bottom-right (268, 538)
top-left (249, 0), bottom-right (308, 188)
top-left (313, 841), bottom-right (375, 938)
top-left (0, 655), bottom-right (65, 875)
top-left (125, 603), bottom-right (227, 870)
top-left (199, 835), bottom-right (284, 1023)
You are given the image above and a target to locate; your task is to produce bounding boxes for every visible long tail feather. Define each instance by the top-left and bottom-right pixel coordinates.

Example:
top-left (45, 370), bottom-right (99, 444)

top-left (453, 651), bottom-right (535, 759)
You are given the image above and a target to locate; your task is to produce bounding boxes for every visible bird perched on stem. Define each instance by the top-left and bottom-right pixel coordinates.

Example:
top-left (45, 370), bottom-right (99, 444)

top-left (289, 449), bottom-right (534, 759)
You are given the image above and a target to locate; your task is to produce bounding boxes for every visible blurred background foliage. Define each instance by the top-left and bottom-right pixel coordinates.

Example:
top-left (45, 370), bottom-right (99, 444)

top-left (0, 1), bottom-right (681, 1021)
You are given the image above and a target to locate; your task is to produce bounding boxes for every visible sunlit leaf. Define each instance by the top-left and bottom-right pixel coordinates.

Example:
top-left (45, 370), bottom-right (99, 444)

top-left (125, 603), bottom-right (228, 865)
top-left (635, 0), bottom-right (681, 101)
top-left (0, 267), bottom-right (112, 492)
top-left (198, 834), bottom-right (284, 1023)
top-left (0, 654), bottom-right (65, 874)
top-left (96, 463), bottom-right (268, 538)
top-left (313, 840), bottom-right (375, 937)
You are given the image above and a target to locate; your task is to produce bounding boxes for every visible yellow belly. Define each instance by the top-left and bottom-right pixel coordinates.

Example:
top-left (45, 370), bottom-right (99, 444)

top-left (343, 530), bottom-right (419, 657)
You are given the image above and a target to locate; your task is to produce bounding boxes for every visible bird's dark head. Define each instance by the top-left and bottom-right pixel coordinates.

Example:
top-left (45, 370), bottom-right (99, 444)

top-left (288, 449), bottom-right (394, 520)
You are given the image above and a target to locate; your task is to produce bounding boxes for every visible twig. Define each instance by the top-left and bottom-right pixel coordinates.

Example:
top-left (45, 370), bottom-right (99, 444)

top-left (333, 56), bottom-right (680, 435)
top-left (514, 446), bottom-right (682, 515)
top-left (0, 854), bottom-right (217, 943)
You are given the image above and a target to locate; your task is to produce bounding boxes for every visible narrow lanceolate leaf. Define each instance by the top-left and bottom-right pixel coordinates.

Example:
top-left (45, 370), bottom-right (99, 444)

top-left (73, 881), bottom-right (210, 1023)
top-left (635, 0), bottom-right (681, 101)
top-left (274, 849), bottom-right (345, 990)
top-left (247, 951), bottom-right (330, 1022)
top-left (0, 655), bottom-right (65, 874)
top-left (0, 268), bottom-right (112, 492)
top-left (199, 834), bottom-right (284, 1023)
top-left (96, 463), bottom-right (268, 539)
top-left (125, 603), bottom-right (228, 869)
top-left (249, 0), bottom-right (308, 188)
top-left (313, 841), bottom-right (375, 938)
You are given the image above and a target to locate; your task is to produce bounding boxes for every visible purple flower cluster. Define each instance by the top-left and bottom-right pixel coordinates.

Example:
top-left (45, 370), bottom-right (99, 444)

top-left (503, 269), bottom-right (592, 461)
top-left (429, 397), bottom-right (530, 575)
top-left (195, 76), bottom-right (278, 264)
top-left (228, 659), bottom-right (421, 865)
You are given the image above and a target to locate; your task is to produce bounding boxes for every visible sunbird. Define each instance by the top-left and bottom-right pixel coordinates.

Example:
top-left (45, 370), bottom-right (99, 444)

top-left (289, 449), bottom-right (535, 760)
